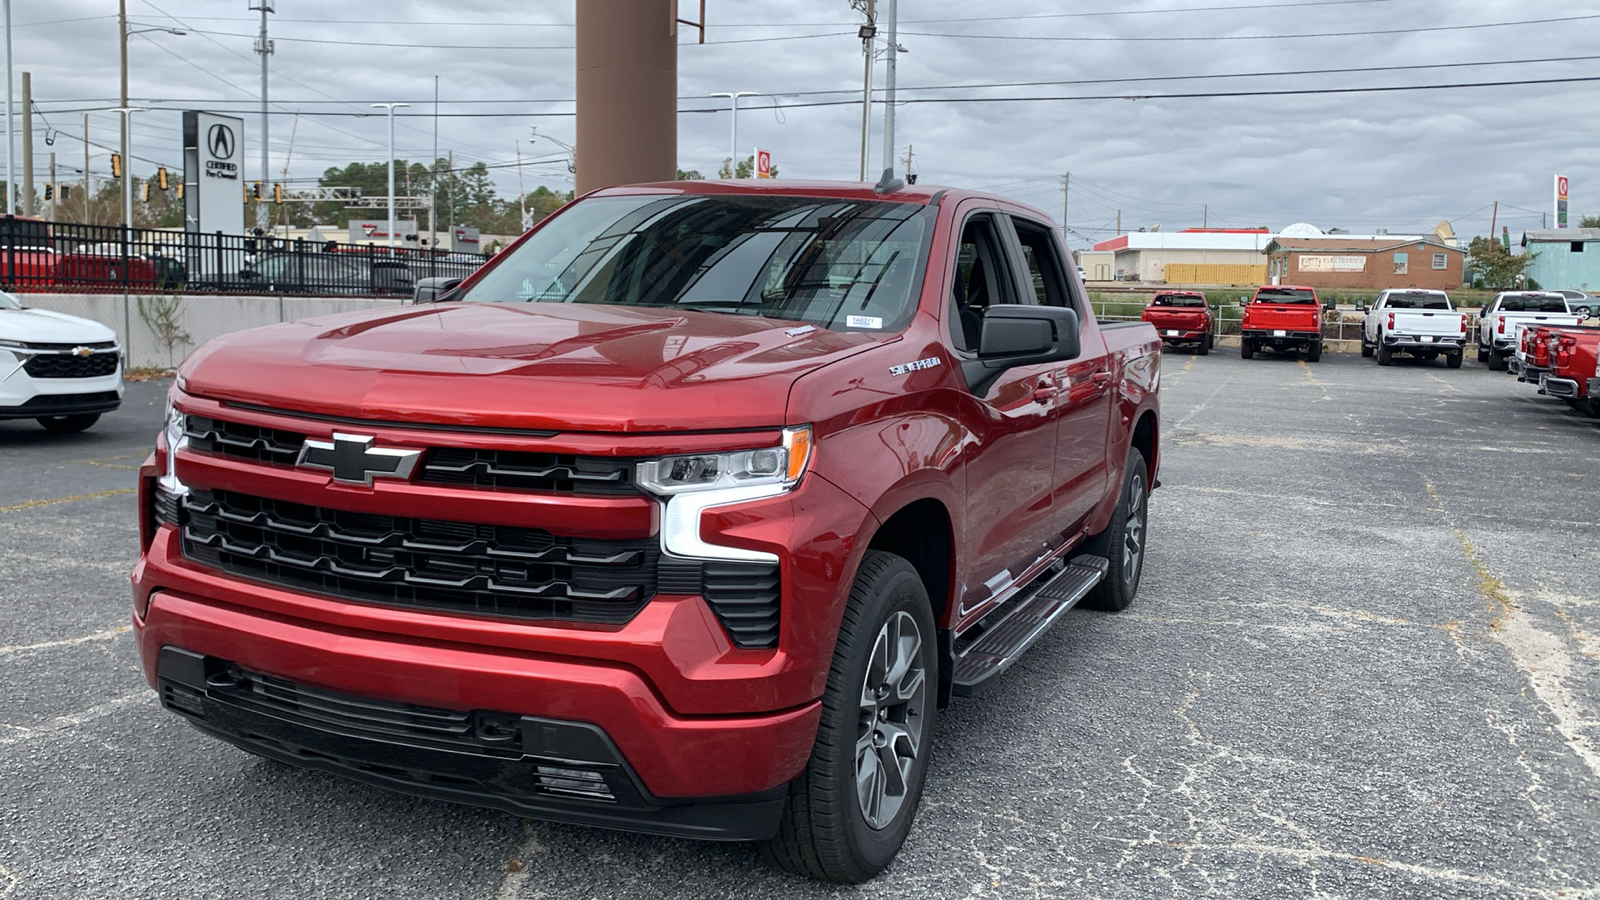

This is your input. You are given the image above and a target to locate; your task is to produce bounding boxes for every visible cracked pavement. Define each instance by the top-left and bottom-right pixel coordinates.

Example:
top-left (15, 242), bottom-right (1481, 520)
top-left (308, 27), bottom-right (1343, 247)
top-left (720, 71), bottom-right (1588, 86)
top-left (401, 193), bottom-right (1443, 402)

top-left (1, 351), bottom-right (1597, 899)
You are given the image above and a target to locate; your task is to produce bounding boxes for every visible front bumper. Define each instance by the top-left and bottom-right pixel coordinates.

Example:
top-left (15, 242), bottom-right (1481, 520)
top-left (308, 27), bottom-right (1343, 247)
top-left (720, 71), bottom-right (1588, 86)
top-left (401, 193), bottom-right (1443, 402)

top-left (155, 645), bottom-right (790, 840)
top-left (1242, 329), bottom-right (1320, 343)
top-left (0, 348), bottom-right (123, 419)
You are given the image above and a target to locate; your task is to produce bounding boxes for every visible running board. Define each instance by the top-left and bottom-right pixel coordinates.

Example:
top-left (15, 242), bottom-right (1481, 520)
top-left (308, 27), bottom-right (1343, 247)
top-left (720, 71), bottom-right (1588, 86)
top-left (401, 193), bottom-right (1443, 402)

top-left (950, 555), bottom-right (1109, 696)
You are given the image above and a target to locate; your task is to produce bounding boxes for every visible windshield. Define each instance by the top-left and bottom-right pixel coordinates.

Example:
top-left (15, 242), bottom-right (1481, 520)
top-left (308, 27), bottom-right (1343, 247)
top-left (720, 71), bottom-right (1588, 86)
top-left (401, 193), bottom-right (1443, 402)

top-left (1384, 293), bottom-right (1450, 310)
top-left (460, 194), bottom-right (933, 333)
top-left (0, 291), bottom-right (20, 310)
top-left (1153, 294), bottom-right (1205, 307)
top-left (1255, 288), bottom-right (1316, 304)
top-left (1498, 294), bottom-right (1568, 313)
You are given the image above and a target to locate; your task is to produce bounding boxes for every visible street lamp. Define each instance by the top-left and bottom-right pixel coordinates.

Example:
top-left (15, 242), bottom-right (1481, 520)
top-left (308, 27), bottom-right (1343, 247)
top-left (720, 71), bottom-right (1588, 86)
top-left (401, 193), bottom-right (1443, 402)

top-left (710, 91), bottom-right (756, 177)
top-left (370, 103), bottom-right (408, 248)
top-left (111, 106), bottom-right (148, 230)
top-left (119, 0), bottom-right (186, 227)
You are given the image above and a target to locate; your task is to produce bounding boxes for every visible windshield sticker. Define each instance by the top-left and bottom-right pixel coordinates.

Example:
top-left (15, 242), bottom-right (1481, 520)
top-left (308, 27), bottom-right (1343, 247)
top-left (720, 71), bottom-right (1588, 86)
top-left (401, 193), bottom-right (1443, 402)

top-left (847, 315), bottom-right (883, 329)
top-left (890, 357), bottom-right (941, 377)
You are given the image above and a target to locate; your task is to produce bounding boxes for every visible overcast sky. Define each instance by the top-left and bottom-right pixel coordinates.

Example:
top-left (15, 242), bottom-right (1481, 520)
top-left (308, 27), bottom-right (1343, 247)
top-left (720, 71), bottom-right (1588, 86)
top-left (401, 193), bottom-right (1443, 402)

top-left (8, 0), bottom-right (1599, 247)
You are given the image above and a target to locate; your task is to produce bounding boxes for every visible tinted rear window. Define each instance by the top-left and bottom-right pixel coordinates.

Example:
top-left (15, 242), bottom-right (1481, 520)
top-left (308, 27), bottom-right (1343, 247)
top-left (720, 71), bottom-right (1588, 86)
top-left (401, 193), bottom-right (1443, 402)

top-left (1384, 293), bottom-right (1450, 310)
top-left (1498, 295), bottom-right (1568, 313)
top-left (1255, 289), bottom-right (1316, 304)
top-left (1153, 294), bottom-right (1205, 307)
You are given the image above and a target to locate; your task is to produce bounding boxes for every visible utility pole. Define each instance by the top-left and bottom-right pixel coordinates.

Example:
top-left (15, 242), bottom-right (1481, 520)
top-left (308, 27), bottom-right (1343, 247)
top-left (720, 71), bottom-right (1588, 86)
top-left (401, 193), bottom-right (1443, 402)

top-left (430, 74), bottom-right (438, 249)
top-left (20, 70), bottom-right (31, 215)
top-left (1117, 210), bottom-right (1122, 236)
top-left (1061, 173), bottom-right (1070, 239)
top-left (515, 139), bottom-right (526, 228)
top-left (1489, 201), bottom-right (1498, 238)
top-left (81, 113), bottom-right (88, 221)
top-left (446, 149), bottom-right (454, 241)
top-left (856, 0), bottom-right (875, 181)
top-left (1203, 204), bottom-right (1208, 229)
top-left (118, 0), bottom-right (127, 225)
top-left (879, 0), bottom-right (898, 175)
top-left (4, 0), bottom-right (13, 216)
top-left (47, 151), bottom-right (54, 220)
top-left (251, 0), bottom-right (274, 232)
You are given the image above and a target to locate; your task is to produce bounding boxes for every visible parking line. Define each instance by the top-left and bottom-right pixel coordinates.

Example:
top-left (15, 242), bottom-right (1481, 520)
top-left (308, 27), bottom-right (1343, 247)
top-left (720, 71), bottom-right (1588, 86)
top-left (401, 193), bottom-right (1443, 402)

top-left (0, 625), bottom-right (132, 658)
top-left (0, 488), bottom-right (136, 514)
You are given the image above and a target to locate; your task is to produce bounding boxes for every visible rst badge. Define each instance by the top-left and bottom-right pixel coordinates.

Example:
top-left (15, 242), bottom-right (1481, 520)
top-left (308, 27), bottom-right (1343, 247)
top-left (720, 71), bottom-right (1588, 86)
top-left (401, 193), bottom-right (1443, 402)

top-left (296, 433), bottom-right (421, 485)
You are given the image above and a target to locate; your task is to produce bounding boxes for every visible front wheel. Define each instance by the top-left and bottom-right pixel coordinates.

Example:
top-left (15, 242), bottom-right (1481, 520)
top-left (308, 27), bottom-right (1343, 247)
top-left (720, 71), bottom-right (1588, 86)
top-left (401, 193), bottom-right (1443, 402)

top-left (37, 414), bottom-right (100, 433)
top-left (1080, 447), bottom-right (1150, 612)
top-left (762, 551), bottom-right (936, 884)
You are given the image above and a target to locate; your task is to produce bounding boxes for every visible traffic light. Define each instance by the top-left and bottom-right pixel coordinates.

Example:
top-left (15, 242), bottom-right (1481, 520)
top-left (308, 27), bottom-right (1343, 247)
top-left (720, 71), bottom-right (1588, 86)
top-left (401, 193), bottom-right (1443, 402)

top-left (43, 184), bottom-right (52, 200)
top-left (110, 153), bottom-right (122, 178)
top-left (252, 181), bottom-right (263, 200)
top-left (141, 181), bottom-right (150, 202)
top-left (175, 183), bottom-right (183, 200)
top-left (157, 167), bottom-right (169, 190)
top-left (273, 183), bottom-right (283, 204)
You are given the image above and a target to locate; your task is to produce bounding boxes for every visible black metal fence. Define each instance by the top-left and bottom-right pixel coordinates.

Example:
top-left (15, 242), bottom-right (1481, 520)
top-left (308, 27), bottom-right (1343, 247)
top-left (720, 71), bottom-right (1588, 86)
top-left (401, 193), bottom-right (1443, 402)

top-left (0, 216), bottom-right (490, 297)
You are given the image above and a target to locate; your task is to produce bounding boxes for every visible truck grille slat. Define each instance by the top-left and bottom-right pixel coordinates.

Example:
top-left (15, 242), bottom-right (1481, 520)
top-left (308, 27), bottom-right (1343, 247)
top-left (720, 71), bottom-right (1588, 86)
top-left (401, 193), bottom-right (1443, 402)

top-left (181, 489), bottom-right (657, 624)
top-left (22, 352), bottom-right (120, 379)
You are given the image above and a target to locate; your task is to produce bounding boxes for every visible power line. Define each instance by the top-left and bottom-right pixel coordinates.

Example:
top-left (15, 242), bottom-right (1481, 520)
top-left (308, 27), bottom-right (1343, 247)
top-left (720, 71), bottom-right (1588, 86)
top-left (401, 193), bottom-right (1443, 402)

top-left (901, 13), bottom-right (1600, 43)
top-left (173, 27), bottom-right (854, 50)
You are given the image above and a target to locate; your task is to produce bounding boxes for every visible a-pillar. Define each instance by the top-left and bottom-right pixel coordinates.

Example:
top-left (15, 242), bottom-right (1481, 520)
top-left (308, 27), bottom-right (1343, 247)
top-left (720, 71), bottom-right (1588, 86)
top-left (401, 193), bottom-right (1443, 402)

top-left (575, 0), bottom-right (677, 195)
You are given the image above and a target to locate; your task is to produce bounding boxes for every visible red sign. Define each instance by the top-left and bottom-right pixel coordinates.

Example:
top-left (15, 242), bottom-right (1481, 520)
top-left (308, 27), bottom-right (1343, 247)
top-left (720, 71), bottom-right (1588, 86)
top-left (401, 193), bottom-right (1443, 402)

top-left (1558, 176), bottom-right (1569, 199)
top-left (755, 149), bottom-right (773, 179)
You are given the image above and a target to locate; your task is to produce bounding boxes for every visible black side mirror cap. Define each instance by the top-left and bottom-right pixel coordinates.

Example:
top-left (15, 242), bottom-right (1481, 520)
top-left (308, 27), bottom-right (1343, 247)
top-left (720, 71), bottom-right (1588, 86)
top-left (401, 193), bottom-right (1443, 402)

top-left (414, 276), bottom-right (464, 304)
top-left (1238, 298), bottom-right (1249, 307)
top-left (963, 305), bottom-right (1081, 395)
top-left (1323, 299), bottom-right (1336, 311)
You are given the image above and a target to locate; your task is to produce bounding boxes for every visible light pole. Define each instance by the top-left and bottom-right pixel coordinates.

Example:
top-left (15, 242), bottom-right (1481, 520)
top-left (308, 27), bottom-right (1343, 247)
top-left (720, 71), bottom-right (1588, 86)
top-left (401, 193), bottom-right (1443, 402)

top-left (112, 106), bottom-right (148, 229)
top-left (119, 7), bottom-right (185, 227)
top-left (5, 0), bottom-right (13, 215)
top-left (370, 103), bottom-right (408, 248)
top-left (250, 1), bottom-right (273, 233)
top-left (709, 91), bottom-right (756, 177)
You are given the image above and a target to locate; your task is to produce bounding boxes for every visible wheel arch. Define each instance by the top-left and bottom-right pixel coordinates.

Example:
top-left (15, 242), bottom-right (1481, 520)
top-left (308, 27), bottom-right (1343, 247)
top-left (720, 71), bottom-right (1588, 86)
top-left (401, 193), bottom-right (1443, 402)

top-left (861, 497), bottom-right (956, 707)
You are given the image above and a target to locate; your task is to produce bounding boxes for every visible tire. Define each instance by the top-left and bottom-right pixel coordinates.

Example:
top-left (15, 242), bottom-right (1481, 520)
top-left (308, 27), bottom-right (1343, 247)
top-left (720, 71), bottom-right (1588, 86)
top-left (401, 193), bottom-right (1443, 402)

top-left (36, 414), bottom-right (100, 433)
top-left (1197, 334), bottom-right (1211, 356)
top-left (1476, 342), bottom-right (1489, 363)
top-left (1488, 351), bottom-right (1506, 371)
top-left (1582, 398), bottom-right (1600, 419)
top-left (1376, 343), bottom-right (1392, 367)
top-left (1360, 339), bottom-right (1373, 358)
top-left (1306, 341), bottom-right (1322, 362)
top-left (762, 551), bottom-right (936, 884)
top-left (1240, 339), bottom-right (1254, 360)
top-left (1080, 447), bottom-right (1150, 612)
top-left (1446, 350), bottom-right (1463, 369)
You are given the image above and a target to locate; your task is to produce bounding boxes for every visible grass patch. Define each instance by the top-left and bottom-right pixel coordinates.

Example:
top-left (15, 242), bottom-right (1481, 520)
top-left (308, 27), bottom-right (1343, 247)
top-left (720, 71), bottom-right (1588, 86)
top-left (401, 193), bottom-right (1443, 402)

top-left (125, 366), bottom-right (175, 382)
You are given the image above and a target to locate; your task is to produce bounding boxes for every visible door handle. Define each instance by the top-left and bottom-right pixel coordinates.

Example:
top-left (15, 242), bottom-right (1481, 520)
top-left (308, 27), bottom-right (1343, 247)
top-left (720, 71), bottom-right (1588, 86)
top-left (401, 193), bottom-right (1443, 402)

top-left (1091, 371), bottom-right (1112, 386)
top-left (1032, 379), bottom-right (1059, 403)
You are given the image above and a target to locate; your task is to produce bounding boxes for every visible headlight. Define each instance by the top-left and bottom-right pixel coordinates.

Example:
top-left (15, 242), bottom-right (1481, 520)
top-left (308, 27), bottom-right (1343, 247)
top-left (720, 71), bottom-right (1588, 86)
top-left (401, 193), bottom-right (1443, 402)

top-left (638, 426), bottom-right (813, 563)
top-left (636, 426), bottom-right (812, 495)
top-left (0, 338), bottom-right (30, 351)
top-left (158, 390), bottom-right (189, 498)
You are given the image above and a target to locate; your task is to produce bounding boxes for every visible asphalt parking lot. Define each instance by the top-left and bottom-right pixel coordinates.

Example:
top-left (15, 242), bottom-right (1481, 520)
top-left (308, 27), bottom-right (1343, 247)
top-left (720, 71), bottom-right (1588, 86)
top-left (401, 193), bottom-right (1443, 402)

top-left (3, 351), bottom-right (1598, 899)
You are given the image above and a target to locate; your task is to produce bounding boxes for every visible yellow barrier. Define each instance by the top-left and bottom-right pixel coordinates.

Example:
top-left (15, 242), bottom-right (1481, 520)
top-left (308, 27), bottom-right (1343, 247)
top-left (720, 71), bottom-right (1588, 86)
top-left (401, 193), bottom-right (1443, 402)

top-left (1163, 264), bottom-right (1268, 285)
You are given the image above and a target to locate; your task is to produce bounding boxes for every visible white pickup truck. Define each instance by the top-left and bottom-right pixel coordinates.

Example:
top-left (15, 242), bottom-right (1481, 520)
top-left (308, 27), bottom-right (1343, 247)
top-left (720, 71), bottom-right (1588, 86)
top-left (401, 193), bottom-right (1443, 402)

top-left (1357, 289), bottom-right (1468, 368)
top-left (1477, 291), bottom-right (1588, 371)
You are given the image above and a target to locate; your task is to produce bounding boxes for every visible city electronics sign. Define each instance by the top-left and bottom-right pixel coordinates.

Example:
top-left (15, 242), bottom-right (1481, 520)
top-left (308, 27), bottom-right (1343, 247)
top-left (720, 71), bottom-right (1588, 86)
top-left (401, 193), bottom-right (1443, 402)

top-left (1298, 255), bottom-right (1365, 273)
top-left (182, 110), bottom-right (245, 237)
top-left (1555, 175), bottom-right (1569, 229)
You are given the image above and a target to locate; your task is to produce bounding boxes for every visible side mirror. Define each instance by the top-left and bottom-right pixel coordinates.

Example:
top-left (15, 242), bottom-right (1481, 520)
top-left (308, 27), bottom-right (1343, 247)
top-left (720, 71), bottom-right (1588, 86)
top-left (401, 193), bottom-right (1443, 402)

top-left (1355, 300), bottom-right (1367, 312)
top-left (1209, 304), bottom-right (1219, 311)
top-left (1323, 298), bottom-right (1336, 311)
top-left (414, 276), bottom-right (463, 304)
top-left (1238, 298), bottom-right (1249, 307)
top-left (963, 305), bottom-right (1081, 394)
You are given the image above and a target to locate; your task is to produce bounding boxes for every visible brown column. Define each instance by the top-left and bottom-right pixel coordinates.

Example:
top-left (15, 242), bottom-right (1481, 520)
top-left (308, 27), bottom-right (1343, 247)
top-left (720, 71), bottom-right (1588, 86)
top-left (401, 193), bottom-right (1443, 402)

top-left (575, 0), bottom-right (677, 195)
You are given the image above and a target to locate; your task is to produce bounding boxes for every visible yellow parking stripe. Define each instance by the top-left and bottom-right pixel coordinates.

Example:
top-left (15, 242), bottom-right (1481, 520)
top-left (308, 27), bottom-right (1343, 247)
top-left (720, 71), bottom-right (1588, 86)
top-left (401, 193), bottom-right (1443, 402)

top-left (0, 488), bottom-right (136, 514)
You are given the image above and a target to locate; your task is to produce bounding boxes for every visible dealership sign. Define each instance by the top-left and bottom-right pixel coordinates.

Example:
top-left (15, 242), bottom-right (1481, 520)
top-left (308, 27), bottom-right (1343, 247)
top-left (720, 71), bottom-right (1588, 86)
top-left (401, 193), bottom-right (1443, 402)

top-left (183, 111), bottom-right (245, 241)
top-left (1297, 255), bottom-right (1365, 273)
top-left (1555, 174), bottom-right (1569, 229)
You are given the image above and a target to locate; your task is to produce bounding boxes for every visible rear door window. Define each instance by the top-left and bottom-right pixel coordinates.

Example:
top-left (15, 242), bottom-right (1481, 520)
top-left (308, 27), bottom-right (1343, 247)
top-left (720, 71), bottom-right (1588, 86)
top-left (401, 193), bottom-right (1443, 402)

top-left (1009, 217), bottom-right (1080, 313)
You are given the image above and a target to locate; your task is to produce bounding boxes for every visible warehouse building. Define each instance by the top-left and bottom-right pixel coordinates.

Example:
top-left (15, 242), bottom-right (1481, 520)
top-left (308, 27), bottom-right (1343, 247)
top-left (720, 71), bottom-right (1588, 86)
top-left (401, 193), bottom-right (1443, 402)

top-left (1262, 234), bottom-right (1466, 291)
top-left (1091, 229), bottom-right (1274, 284)
top-left (1521, 228), bottom-right (1600, 291)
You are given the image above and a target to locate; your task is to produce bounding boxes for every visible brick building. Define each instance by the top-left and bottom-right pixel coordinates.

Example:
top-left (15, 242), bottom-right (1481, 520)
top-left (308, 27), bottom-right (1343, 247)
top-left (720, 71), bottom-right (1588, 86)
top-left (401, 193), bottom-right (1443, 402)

top-left (1262, 236), bottom-right (1467, 291)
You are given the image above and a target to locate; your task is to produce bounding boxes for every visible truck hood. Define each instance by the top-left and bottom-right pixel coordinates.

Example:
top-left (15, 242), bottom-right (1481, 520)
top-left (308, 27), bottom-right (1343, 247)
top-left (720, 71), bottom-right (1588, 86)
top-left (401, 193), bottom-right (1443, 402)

top-left (179, 302), bottom-right (881, 433)
top-left (0, 305), bottom-right (119, 345)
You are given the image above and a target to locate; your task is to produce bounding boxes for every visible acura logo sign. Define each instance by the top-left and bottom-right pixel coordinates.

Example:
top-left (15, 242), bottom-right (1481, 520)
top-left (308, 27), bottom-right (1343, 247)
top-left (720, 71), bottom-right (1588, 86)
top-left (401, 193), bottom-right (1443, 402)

top-left (207, 123), bottom-right (235, 160)
top-left (296, 433), bottom-right (422, 485)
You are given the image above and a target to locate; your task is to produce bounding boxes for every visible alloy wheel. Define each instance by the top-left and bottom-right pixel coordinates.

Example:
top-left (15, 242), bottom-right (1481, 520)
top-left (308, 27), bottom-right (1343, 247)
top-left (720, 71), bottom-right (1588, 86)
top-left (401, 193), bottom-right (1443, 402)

top-left (855, 611), bottom-right (927, 830)
top-left (1123, 470), bottom-right (1147, 586)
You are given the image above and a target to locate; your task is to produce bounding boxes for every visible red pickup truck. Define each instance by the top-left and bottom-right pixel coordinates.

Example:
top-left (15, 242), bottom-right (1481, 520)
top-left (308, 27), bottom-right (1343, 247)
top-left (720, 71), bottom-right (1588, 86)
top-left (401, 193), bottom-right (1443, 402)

top-left (0, 215), bottom-right (161, 291)
top-left (134, 179), bottom-right (1161, 883)
top-left (1239, 285), bottom-right (1334, 361)
top-left (1532, 325), bottom-right (1600, 417)
top-left (1142, 290), bottom-right (1214, 355)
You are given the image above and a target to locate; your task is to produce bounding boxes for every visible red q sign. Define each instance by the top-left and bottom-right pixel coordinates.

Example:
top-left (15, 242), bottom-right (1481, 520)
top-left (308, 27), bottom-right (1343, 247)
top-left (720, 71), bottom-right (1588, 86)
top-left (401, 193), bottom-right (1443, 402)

top-left (1558, 176), bottom-right (1569, 197)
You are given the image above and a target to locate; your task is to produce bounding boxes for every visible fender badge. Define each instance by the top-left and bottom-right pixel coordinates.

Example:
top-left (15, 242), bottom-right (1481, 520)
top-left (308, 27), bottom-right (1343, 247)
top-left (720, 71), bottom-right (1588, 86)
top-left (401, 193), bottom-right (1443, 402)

top-left (889, 357), bottom-right (941, 377)
top-left (785, 325), bottom-right (816, 337)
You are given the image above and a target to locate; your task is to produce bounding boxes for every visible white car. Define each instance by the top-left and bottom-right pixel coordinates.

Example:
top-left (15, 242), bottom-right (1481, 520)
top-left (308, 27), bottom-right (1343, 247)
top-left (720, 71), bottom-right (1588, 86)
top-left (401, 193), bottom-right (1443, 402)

top-left (1476, 291), bottom-right (1587, 371)
top-left (0, 291), bottom-right (123, 432)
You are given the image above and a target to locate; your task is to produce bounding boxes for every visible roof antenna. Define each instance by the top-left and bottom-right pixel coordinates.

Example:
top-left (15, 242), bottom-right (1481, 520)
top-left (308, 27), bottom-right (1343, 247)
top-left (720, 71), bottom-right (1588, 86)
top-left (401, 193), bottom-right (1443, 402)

top-left (873, 167), bottom-right (903, 194)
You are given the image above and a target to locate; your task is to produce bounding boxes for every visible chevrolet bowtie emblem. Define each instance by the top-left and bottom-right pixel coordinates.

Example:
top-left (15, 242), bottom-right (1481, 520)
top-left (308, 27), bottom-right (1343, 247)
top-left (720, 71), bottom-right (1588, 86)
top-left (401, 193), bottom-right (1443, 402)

top-left (72, 347), bottom-right (96, 357)
top-left (296, 433), bottom-right (422, 485)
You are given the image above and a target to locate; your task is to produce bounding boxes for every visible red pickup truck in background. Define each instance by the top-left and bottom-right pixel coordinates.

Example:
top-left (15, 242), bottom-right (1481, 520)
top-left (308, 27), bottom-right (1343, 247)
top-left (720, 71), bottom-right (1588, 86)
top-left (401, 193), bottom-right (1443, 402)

top-left (0, 215), bottom-right (161, 291)
top-left (134, 179), bottom-right (1161, 883)
top-left (1142, 290), bottom-right (1215, 355)
top-left (1531, 325), bottom-right (1600, 417)
top-left (1239, 285), bottom-right (1334, 361)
